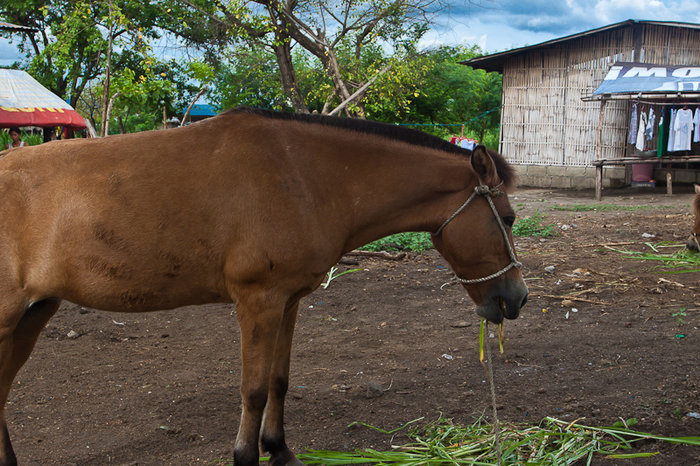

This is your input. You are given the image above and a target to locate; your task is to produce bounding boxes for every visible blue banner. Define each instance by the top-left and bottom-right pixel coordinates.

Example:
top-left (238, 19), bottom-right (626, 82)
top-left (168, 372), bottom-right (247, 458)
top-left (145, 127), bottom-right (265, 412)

top-left (593, 62), bottom-right (700, 95)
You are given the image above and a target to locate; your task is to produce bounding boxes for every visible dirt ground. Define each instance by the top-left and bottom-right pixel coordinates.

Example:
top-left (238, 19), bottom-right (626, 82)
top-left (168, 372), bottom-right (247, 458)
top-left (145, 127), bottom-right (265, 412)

top-left (8, 186), bottom-right (700, 465)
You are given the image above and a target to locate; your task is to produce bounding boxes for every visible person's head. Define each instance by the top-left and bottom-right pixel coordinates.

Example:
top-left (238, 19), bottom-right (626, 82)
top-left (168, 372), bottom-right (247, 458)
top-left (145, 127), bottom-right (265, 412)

top-left (8, 127), bottom-right (21, 142)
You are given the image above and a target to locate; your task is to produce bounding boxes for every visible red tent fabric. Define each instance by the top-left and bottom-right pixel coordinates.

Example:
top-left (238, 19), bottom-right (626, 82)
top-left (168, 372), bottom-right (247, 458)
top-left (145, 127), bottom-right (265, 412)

top-left (0, 69), bottom-right (86, 129)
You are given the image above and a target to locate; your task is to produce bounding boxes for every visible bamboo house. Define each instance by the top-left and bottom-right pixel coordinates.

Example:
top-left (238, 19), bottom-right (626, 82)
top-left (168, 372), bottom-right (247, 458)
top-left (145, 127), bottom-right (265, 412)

top-left (463, 19), bottom-right (700, 191)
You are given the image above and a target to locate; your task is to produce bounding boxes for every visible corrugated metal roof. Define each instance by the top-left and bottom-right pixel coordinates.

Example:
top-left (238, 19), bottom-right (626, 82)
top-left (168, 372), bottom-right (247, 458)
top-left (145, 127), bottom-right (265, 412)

top-left (462, 19), bottom-right (700, 73)
top-left (0, 21), bottom-right (37, 33)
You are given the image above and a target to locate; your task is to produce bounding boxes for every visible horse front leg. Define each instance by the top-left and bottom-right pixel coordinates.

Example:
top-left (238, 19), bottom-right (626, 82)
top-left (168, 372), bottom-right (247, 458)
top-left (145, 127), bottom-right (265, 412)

top-left (0, 298), bottom-right (60, 466)
top-left (261, 298), bottom-right (302, 466)
top-left (233, 290), bottom-right (290, 466)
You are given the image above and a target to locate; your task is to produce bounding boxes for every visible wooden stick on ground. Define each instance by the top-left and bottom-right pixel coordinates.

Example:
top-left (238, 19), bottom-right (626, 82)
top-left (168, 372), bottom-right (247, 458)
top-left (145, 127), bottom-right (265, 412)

top-left (344, 250), bottom-right (407, 260)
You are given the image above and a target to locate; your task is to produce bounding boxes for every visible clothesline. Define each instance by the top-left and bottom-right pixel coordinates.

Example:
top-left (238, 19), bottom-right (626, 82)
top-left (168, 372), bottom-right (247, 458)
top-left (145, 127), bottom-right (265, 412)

top-left (631, 99), bottom-right (700, 106)
top-left (628, 102), bottom-right (700, 154)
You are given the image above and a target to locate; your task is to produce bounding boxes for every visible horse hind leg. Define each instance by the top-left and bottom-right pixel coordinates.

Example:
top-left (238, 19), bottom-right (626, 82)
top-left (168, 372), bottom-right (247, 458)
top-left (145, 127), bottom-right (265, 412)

top-left (0, 298), bottom-right (61, 466)
top-left (261, 298), bottom-right (303, 466)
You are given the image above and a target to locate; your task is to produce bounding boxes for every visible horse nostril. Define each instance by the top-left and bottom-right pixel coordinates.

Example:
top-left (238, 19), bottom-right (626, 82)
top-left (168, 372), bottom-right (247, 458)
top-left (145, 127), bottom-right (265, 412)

top-left (520, 293), bottom-right (528, 309)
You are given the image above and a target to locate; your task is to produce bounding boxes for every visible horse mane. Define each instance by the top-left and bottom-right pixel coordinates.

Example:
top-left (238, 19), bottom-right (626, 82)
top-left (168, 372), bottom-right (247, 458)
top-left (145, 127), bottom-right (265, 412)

top-left (223, 106), bottom-right (515, 188)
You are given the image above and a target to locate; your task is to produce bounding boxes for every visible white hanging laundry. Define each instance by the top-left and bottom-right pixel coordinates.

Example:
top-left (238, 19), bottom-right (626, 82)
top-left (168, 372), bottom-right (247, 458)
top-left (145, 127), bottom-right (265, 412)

top-left (673, 108), bottom-right (693, 151)
top-left (628, 103), bottom-right (638, 145)
top-left (667, 108), bottom-right (677, 151)
top-left (694, 108), bottom-right (700, 143)
top-left (635, 110), bottom-right (647, 151)
top-left (645, 107), bottom-right (655, 141)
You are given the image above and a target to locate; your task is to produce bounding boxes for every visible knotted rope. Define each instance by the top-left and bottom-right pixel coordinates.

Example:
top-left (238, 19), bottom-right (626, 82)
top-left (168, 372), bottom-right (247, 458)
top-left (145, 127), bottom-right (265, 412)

top-left (433, 183), bottom-right (522, 285)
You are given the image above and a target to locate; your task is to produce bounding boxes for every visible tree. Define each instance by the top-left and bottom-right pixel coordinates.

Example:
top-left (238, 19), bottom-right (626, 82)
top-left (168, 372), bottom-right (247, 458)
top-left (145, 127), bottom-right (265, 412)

top-left (394, 45), bottom-right (502, 142)
top-left (162, 0), bottom-right (449, 115)
top-left (0, 1), bottom-right (166, 111)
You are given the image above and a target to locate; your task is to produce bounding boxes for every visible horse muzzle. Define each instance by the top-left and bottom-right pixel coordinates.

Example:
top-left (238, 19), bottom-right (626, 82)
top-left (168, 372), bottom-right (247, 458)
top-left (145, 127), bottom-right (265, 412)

top-left (687, 233), bottom-right (699, 252)
top-left (474, 278), bottom-right (529, 324)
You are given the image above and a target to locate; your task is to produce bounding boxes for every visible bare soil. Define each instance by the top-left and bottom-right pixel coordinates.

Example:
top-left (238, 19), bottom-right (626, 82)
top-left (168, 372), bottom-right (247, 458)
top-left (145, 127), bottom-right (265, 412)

top-left (8, 186), bottom-right (700, 465)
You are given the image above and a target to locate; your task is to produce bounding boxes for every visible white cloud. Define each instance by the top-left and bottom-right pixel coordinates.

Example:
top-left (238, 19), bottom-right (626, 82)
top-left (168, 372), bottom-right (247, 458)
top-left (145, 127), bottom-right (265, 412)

top-left (421, 0), bottom-right (700, 52)
top-left (593, 0), bottom-right (685, 23)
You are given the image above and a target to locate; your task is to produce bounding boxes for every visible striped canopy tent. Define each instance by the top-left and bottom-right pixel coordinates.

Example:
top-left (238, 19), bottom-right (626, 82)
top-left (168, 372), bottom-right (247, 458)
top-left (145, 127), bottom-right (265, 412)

top-left (0, 69), bottom-right (86, 129)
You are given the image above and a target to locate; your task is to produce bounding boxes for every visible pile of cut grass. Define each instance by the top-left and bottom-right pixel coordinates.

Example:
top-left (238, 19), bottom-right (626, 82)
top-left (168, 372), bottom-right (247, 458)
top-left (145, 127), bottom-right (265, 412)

top-left (604, 242), bottom-right (700, 274)
top-left (290, 416), bottom-right (699, 465)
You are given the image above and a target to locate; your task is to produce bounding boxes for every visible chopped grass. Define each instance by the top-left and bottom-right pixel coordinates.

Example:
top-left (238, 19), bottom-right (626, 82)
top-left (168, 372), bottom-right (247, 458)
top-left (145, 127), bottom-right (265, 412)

top-left (604, 242), bottom-right (700, 274)
top-left (288, 416), bottom-right (700, 465)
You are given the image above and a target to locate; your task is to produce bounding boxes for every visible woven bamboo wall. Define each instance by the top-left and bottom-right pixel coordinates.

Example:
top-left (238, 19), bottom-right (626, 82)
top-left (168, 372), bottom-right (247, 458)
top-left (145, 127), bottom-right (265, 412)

top-left (499, 23), bottom-right (700, 167)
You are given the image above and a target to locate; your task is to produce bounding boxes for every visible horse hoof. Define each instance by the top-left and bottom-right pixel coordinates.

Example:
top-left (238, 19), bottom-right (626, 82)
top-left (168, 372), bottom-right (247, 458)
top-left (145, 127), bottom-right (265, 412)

top-left (269, 449), bottom-right (304, 466)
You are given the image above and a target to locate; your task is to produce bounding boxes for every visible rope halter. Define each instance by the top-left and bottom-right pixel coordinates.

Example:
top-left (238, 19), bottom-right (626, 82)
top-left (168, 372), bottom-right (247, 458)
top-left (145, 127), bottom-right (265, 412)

top-left (432, 183), bottom-right (522, 285)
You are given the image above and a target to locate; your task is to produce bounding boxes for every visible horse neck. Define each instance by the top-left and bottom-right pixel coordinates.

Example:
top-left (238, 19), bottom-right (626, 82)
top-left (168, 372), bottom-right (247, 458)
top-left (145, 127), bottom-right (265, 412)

top-left (328, 143), bottom-right (475, 252)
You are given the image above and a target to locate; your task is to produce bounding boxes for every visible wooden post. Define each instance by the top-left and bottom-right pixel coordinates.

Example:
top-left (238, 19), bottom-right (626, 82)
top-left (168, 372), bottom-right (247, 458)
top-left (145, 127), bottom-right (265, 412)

top-left (594, 98), bottom-right (607, 201)
top-left (666, 171), bottom-right (673, 195)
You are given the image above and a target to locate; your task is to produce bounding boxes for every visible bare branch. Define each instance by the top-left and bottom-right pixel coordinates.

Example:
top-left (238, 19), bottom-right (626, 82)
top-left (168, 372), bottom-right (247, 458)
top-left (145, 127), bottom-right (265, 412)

top-left (181, 86), bottom-right (209, 126)
top-left (328, 63), bottom-right (392, 116)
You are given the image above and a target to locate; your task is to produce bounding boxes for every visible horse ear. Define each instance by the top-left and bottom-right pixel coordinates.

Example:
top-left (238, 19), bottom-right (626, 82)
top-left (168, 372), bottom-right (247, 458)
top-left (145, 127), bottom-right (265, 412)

top-left (470, 145), bottom-right (498, 185)
top-left (695, 184), bottom-right (700, 194)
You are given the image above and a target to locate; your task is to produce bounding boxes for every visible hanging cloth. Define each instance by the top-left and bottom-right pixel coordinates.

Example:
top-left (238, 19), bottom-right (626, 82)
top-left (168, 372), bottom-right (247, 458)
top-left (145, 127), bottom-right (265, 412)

top-left (673, 108), bottom-right (693, 151)
top-left (667, 108), bottom-right (677, 152)
top-left (628, 103), bottom-right (638, 145)
top-left (657, 114), bottom-right (665, 157)
top-left (694, 107), bottom-right (700, 143)
top-left (645, 107), bottom-right (655, 141)
top-left (635, 110), bottom-right (647, 151)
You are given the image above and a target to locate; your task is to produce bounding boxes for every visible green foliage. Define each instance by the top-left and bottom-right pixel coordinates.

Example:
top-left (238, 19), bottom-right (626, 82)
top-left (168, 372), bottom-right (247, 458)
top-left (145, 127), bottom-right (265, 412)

top-left (512, 210), bottom-right (557, 237)
top-left (361, 232), bottom-right (433, 253)
top-left (211, 45), bottom-right (288, 110)
top-left (672, 308), bottom-right (687, 326)
top-left (1, 0), bottom-right (188, 131)
top-left (394, 45), bottom-right (502, 141)
top-left (2, 0), bottom-right (503, 140)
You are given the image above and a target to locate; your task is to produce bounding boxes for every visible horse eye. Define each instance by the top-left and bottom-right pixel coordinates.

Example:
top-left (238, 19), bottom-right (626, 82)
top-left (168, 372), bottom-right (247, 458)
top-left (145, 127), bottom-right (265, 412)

top-left (503, 215), bottom-right (515, 228)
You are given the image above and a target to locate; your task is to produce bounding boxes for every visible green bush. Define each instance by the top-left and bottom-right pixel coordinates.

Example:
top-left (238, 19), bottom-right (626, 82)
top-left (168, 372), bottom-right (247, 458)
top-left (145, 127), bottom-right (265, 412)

top-left (512, 210), bottom-right (557, 238)
top-left (361, 232), bottom-right (433, 253)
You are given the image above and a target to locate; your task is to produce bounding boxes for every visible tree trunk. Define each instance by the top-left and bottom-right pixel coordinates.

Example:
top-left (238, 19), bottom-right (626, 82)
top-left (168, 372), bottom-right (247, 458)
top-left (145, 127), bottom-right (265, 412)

top-left (319, 49), bottom-right (355, 113)
top-left (102, 91), bottom-right (120, 136)
top-left (273, 39), bottom-right (309, 113)
top-left (100, 9), bottom-right (115, 137)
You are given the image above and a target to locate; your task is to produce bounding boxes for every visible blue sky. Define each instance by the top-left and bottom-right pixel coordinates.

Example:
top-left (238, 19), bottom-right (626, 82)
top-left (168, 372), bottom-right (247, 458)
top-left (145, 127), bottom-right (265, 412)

top-left (2, 0), bottom-right (700, 66)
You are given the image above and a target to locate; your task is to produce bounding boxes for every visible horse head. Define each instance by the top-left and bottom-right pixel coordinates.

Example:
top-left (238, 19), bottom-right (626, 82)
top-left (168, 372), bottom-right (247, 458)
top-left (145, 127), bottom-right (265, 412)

top-left (688, 184), bottom-right (700, 252)
top-left (432, 146), bottom-right (528, 324)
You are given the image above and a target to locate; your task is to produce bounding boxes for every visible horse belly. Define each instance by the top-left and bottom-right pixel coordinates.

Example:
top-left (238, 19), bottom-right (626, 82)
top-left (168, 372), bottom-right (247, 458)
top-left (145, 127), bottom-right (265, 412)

top-left (23, 198), bottom-right (233, 313)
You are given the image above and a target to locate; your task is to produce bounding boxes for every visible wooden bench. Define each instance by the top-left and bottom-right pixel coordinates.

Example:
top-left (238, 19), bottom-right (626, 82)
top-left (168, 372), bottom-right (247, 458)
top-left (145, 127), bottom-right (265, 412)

top-left (591, 156), bottom-right (700, 200)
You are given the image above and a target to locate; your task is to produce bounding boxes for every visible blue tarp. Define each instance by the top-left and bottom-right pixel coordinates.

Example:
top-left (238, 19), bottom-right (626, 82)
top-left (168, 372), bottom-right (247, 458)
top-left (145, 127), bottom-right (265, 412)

top-left (188, 104), bottom-right (218, 117)
top-left (593, 62), bottom-right (700, 95)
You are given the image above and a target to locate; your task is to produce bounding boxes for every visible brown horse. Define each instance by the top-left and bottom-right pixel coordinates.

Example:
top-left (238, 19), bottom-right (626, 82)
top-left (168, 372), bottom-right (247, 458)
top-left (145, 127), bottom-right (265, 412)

top-left (688, 184), bottom-right (700, 252)
top-left (0, 107), bottom-right (527, 465)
